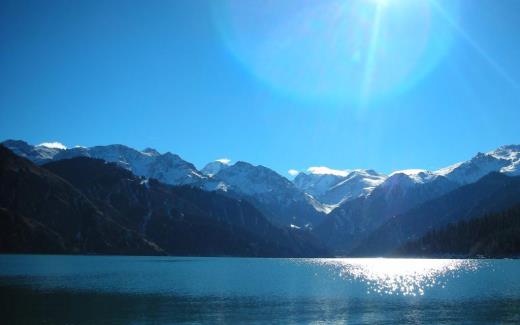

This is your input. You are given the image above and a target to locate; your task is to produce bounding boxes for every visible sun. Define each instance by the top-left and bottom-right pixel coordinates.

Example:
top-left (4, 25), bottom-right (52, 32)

top-left (215, 0), bottom-right (457, 103)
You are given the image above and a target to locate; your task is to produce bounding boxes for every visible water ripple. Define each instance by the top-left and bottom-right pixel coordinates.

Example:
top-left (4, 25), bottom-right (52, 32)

top-left (307, 258), bottom-right (481, 296)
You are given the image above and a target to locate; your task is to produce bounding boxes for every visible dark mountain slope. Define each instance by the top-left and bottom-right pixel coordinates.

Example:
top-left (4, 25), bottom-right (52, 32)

top-left (314, 174), bottom-right (458, 254)
top-left (397, 204), bottom-right (520, 258)
top-left (0, 146), bottom-right (162, 255)
top-left (43, 157), bottom-right (328, 257)
top-left (354, 173), bottom-right (520, 256)
top-left (2, 139), bottom-right (327, 229)
top-left (205, 161), bottom-right (327, 228)
top-left (0, 208), bottom-right (67, 253)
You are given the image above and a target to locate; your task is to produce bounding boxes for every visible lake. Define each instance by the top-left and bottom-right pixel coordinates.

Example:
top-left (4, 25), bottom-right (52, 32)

top-left (0, 255), bottom-right (519, 324)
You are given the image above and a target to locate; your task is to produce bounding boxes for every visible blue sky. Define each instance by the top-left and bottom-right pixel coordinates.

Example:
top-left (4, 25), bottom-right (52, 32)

top-left (1, 0), bottom-right (519, 176)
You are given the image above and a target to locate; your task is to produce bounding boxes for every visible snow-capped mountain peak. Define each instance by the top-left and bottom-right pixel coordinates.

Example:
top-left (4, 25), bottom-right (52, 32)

top-left (207, 160), bottom-right (327, 226)
top-left (2, 140), bottom-right (205, 186)
top-left (294, 167), bottom-right (387, 206)
top-left (213, 161), bottom-right (294, 196)
top-left (434, 144), bottom-right (520, 184)
top-left (3, 138), bottom-right (519, 227)
top-left (388, 169), bottom-right (438, 184)
top-left (142, 147), bottom-right (161, 157)
top-left (294, 172), bottom-right (345, 197)
top-left (490, 145), bottom-right (520, 175)
top-left (2, 139), bottom-right (64, 164)
top-left (201, 159), bottom-right (231, 177)
top-left (490, 144), bottom-right (520, 160)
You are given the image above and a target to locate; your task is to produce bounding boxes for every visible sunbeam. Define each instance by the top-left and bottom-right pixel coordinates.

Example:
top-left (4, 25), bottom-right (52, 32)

top-left (360, 2), bottom-right (385, 106)
top-left (430, 0), bottom-right (519, 90)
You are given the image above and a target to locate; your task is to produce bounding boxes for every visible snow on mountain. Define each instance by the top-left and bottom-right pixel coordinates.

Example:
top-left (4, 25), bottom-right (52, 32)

top-left (1, 140), bottom-right (327, 226)
top-left (325, 169), bottom-right (387, 203)
top-left (56, 145), bottom-right (205, 185)
top-left (380, 145), bottom-right (520, 188)
top-left (316, 146), bottom-right (520, 254)
top-left (214, 161), bottom-right (302, 197)
top-left (388, 169), bottom-right (438, 185)
top-left (201, 159), bottom-right (231, 177)
top-left (316, 170), bottom-right (459, 254)
top-left (294, 172), bottom-right (343, 198)
top-left (142, 147), bottom-right (161, 157)
top-left (1, 140), bottom-right (64, 164)
top-left (2, 140), bottom-right (205, 186)
top-left (294, 167), bottom-right (387, 206)
top-left (378, 170), bottom-right (450, 203)
top-left (145, 152), bottom-right (205, 185)
top-left (209, 161), bottom-right (327, 227)
top-left (435, 145), bottom-right (520, 184)
top-left (200, 179), bottom-right (230, 192)
top-left (3, 139), bottom-right (519, 225)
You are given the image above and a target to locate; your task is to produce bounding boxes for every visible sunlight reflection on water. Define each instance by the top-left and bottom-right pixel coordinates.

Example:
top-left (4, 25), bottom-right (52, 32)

top-left (2, 256), bottom-right (520, 324)
top-left (307, 258), bottom-right (480, 296)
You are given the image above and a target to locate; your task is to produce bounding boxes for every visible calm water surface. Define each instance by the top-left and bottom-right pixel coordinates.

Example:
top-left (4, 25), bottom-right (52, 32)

top-left (0, 255), bottom-right (519, 324)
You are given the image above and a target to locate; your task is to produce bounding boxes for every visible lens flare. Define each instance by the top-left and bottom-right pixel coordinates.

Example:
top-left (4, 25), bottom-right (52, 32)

top-left (213, 0), bottom-right (459, 103)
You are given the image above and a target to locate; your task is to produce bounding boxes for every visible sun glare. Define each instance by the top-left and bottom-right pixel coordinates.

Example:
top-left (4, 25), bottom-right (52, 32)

top-left (214, 0), bottom-right (458, 103)
top-left (310, 258), bottom-right (480, 296)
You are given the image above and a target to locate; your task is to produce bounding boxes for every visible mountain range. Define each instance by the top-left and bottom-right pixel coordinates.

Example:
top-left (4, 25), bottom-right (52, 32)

top-left (2, 139), bottom-right (520, 257)
top-left (352, 172), bottom-right (520, 256)
top-left (0, 145), bottom-right (327, 257)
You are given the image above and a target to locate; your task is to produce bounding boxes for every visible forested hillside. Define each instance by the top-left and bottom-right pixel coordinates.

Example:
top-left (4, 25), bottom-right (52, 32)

top-left (398, 204), bottom-right (520, 258)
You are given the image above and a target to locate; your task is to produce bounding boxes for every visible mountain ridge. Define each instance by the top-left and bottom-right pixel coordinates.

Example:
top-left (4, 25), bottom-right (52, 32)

top-left (3, 139), bottom-right (520, 231)
top-left (0, 145), bottom-right (329, 257)
top-left (353, 172), bottom-right (520, 256)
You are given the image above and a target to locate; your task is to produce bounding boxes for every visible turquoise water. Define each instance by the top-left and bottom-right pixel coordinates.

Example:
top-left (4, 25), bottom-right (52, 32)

top-left (0, 255), bottom-right (519, 324)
